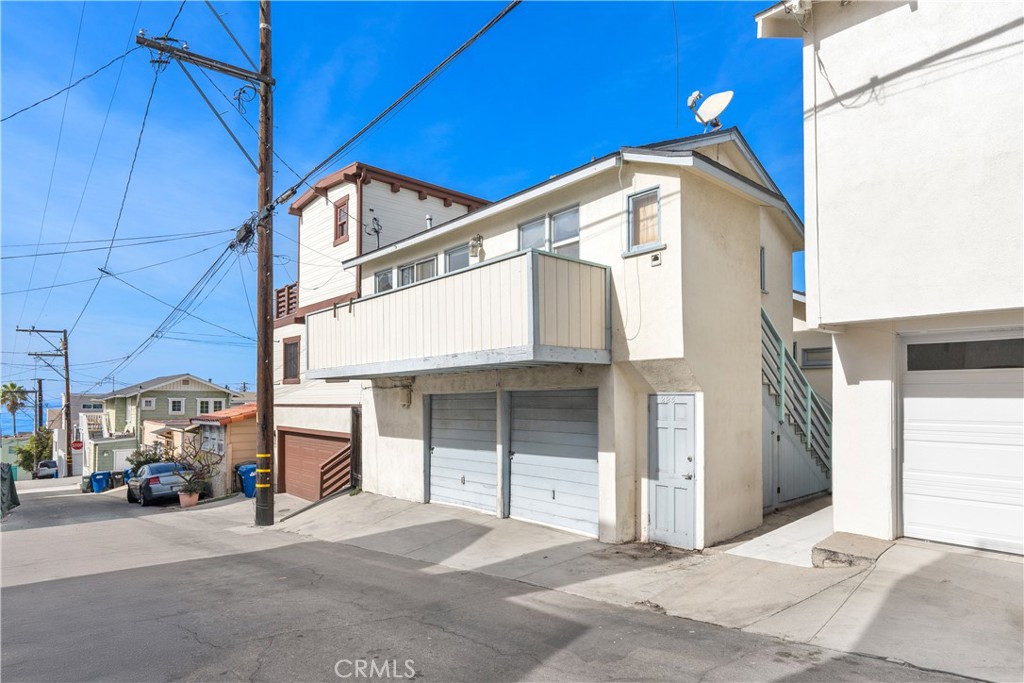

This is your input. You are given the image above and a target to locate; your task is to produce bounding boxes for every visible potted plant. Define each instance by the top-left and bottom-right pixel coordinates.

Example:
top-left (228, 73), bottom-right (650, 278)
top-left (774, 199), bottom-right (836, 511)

top-left (169, 440), bottom-right (223, 509)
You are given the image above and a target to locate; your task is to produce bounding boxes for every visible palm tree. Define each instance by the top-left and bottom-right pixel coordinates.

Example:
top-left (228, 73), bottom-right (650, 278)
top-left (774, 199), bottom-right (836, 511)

top-left (1, 382), bottom-right (29, 437)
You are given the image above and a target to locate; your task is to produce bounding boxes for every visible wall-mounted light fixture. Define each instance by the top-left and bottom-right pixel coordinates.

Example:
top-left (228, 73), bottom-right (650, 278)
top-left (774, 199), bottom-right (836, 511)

top-left (469, 234), bottom-right (484, 258)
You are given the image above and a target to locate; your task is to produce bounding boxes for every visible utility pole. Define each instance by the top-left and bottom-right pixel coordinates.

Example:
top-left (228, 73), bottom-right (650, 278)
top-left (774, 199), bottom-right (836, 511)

top-left (254, 0), bottom-right (275, 526)
top-left (18, 327), bottom-right (72, 477)
top-left (35, 378), bottom-right (43, 433)
top-left (137, 1), bottom-right (275, 525)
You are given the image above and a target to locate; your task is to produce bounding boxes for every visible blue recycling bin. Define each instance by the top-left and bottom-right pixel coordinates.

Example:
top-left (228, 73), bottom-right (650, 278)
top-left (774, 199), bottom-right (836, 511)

top-left (90, 471), bottom-right (111, 493)
top-left (124, 467), bottom-right (134, 483)
top-left (238, 464), bottom-right (257, 498)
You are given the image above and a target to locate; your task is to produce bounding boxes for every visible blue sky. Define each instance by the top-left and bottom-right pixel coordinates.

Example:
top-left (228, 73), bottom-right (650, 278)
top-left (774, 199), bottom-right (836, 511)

top-left (1, 0), bottom-right (803, 403)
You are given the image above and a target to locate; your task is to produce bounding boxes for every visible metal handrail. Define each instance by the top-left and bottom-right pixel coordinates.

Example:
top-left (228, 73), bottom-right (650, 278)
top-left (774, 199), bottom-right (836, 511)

top-left (761, 308), bottom-right (832, 471)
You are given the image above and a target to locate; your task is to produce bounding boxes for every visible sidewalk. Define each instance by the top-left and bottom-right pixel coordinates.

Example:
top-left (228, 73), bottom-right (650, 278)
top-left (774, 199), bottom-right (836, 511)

top-left (275, 492), bottom-right (1023, 682)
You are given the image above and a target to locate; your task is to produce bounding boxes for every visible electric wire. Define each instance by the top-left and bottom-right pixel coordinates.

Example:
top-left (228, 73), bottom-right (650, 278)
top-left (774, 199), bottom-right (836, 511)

top-left (237, 253), bottom-right (257, 333)
top-left (32, 1), bottom-right (144, 324)
top-left (68, 0), bottom-right (186, 336)
top-left (0, 46), bottom-right (143, 123)
top-left (204, 0), bottom-right (257, 71)
top-left (5, 227), bottom-right (236, 248)
top-left (16, 2), bottom-right (87, 346)
top-left (274, 0), bottom-right (522, 209)
top-left (2, 242), bottom-right (226, 296)
top-left (2, 230), bottom-right (232, 260)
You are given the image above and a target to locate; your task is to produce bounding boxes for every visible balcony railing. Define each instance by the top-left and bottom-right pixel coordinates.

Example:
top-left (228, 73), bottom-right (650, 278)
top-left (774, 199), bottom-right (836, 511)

top-left (306, 250), bottom-right (611, 380)
top-left (275, 282), bottom-right (298, 319)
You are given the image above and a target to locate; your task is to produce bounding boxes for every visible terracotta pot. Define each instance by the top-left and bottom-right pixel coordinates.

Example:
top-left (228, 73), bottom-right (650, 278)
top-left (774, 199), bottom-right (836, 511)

top-left (178, 491), bottom-right (200, 508)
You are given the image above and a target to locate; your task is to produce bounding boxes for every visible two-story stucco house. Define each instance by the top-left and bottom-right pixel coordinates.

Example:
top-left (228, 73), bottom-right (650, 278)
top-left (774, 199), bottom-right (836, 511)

top-left (83, 374), bottom-right (233, 474)
top-left (272, 164), bottom-right (487, 501)
top-left (758, 0), bottom-right (1023, 554)
top-left (290, 128), bottom-right (828, 549)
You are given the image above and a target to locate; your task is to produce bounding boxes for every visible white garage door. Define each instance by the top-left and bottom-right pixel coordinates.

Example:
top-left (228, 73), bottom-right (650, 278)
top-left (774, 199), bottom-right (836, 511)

top-left (428, 393), bottom-right (497, 512)
top-left (902, 336), bottom-right (1023, 554)
top-left (510, 390), bottom-right (599, 536)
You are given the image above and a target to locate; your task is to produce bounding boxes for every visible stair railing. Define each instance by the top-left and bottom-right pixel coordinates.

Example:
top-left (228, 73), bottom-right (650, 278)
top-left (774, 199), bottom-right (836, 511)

top-left (761, 308), bottom-right (832, 472)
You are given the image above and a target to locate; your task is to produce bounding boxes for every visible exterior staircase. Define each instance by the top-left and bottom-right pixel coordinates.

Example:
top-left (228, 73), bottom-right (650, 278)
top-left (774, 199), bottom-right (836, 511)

top-left (761, 308), bottom-right (832, 477)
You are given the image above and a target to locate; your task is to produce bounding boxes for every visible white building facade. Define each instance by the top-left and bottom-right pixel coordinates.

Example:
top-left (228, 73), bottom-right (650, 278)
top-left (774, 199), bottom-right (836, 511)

top-left (299, 130), bottom-right (823, 548)
top-left (758, 0), bottom-right (1024, 554)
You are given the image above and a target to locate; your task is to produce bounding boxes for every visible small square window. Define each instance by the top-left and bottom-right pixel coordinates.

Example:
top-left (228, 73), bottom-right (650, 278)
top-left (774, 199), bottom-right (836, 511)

top-left (629, 189), bottom-right (659, 250)
top-left (141, 398), bottom-right (156, 411)
top-left (519, 217), bottom-right (546, 250)
top-left (375, 269), bottom-right (393, 293)
top-left (283, 337), bottom-right (300, 384)
top-left (212, 400), bottom-right (224, 412)
top-left (445, 245), bottom-right (470, 273)
top-left (801, 347), bottom-right (832, 368)
top-left (168, 398), bottom-right (185, 415)
top-left (198, 400), bottom-right (211, 415)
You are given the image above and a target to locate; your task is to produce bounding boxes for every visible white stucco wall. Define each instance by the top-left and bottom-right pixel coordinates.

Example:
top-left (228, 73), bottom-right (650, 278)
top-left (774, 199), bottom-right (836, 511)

top-left (793, 297), bottom-right (834, 403)
top-left (831, 309), bottom-right (1023, 540)
top-left (802, 1), bottom-right (1024, 326)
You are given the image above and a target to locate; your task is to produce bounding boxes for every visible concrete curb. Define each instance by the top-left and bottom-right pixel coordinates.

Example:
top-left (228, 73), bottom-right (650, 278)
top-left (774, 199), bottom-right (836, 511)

top-left (812, 532), bottom-right (894, 567)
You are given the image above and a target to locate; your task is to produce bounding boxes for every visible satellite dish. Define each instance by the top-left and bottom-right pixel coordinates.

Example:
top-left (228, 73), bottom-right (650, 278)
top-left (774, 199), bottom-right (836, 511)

top-left (688, 90), bottom-right (734, 132)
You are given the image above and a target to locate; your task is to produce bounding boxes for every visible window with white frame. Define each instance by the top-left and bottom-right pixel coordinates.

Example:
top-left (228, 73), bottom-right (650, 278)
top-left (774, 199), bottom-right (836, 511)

top-left (518, 207), bottom-right (581, 257)
top-left (445, 244), bottom-right (470, 273)
top-left (168, 398), bottom-right (186, 415)
top-left (551, 207), bottom-right (580, 257)
top-left (81, 402), bottom-right (102, 411)
top-left (398, 256), bottom-right (436, 287)
top-left (201, 425), bottom-right (225, 455)
top-left (141, 398), bottom-right (156, 411)
top-left (198, 399), bottom-right (224, 415)
top-left (375, 269), bottom-right (393, 293)
top-left (212, 399), bottom-right (224, 412)
top-left (628, 189), bottom-right (660, 251)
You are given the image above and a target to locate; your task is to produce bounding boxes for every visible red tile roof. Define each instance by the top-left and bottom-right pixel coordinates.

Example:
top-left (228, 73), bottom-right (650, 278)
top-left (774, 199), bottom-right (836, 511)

top-left (190, 402), bottom-right (257, 426)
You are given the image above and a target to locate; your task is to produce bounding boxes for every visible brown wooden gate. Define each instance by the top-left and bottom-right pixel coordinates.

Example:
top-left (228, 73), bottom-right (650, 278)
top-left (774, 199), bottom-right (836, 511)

top-left (279, 430), bottom-right (350, 501)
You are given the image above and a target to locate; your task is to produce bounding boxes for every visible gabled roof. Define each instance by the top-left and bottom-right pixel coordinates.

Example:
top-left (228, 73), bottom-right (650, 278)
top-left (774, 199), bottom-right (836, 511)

top-left (344, 127), bottom-right (803, 268)
top-left (98, 374), bottom-right (230, 400)
top-left (288, 162), bottom-right (490, 216)
top-left (191, 402), bottom-right (256, 426)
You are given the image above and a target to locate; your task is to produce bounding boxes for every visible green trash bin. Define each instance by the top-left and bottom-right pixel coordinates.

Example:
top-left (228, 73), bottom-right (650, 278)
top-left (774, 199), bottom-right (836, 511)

top-left (9, 465), bottom-right (17, 481)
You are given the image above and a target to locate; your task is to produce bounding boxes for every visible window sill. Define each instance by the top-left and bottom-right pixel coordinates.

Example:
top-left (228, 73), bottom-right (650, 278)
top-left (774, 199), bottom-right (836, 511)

top-left (622, 243), bottom-right (667, 259)
top-left (282, 378), bottom-right (301, 385)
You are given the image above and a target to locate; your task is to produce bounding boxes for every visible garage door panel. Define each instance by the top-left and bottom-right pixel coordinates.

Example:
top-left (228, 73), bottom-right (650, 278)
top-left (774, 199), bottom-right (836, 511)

top-left (281, 432), bottom-right (348, 502)
top-left (429, 393), bottom-right (497, 513)
top-left (902, 353), bottom-right (1023, 555)
top-left (510, 389), bottom-right (599, 536)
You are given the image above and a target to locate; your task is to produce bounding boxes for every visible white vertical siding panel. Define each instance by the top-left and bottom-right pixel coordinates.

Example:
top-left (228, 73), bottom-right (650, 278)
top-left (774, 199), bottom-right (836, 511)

top-left (580, 265), bottom-right (593, 349)
top-left (567, 260), bottom-right (582, 348)
top-left (592, 267), bottom-right (605, 349)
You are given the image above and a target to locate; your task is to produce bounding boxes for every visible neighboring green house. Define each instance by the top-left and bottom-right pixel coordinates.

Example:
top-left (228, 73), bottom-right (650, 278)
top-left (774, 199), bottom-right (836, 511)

top-left (84, 374), bottom-right (233, 474)
top-left (1, 435), bottom-right (31, 480)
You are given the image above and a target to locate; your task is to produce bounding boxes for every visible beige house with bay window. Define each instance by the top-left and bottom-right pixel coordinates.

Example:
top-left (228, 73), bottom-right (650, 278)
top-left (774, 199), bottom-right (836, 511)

top-left (287, 128), bottom-right (829, 547)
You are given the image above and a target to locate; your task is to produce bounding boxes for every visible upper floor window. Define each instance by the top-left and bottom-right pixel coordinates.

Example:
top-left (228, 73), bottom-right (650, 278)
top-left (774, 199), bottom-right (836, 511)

top-left (283, 337), bottom-right (300, 384)
top-left (197, 399), bottom-right (226, 415)
top-left (375, 269), bottom-right (393, 293)
top-left (141, 397), bottom-right (156, 411)
top-left (518, 207), bottom-right (581, 258)
top-left (334, 197), bottom-right (350, 246)
top-left (398, 257), bottom-right (436, 287)
top-left (81, 402), bottom-right (102, 411)
top-left (445, 244), bottom-right (470, 273)
top-left (168, 398), bottom-right (186, 415)
top-left (628, 189), bottom-right (659, 251)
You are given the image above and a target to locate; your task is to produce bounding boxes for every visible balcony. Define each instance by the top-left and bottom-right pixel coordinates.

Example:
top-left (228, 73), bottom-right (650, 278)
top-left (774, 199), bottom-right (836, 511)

top-left (306, 250), bottom-right (611, 380)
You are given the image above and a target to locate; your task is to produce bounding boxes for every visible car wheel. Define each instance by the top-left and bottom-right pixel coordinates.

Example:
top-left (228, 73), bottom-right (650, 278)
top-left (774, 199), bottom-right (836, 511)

top-left (127, 487), bottom-right (138, 504)
top-left (139, 489), bottom-right (149, 507)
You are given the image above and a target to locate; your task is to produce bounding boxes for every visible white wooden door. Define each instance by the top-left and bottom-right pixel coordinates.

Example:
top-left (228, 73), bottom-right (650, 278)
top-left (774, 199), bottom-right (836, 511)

top-left (649, 394), bottom-right (695, 549)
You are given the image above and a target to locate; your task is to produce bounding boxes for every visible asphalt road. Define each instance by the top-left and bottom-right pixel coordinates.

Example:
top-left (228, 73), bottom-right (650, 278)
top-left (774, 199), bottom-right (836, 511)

top-left (1, 484), bottom-right (970, 682)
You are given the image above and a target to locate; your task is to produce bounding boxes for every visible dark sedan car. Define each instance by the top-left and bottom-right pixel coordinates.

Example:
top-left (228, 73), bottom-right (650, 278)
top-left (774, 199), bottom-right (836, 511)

top-left (126, 462), bottom-right (191, 506)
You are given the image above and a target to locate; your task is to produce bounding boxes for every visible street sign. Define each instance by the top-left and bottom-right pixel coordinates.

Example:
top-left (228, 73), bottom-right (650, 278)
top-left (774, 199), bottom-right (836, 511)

top-left (71, 440), bottom-right (83, 450)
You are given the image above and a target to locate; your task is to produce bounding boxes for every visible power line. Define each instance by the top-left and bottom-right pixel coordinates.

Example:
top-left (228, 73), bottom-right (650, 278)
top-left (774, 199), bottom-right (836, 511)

top-left (204, 0), bottom-right (257, 71)
top-left (4, 227), bottom-right (236, 248)
top-left (274, 0), bottom-right (522, 208)
top-left (16, 2), bottom-right (88, 351)
top-left (0, 46), bottom-right (143, 123)
top-left (68, 0), bottom-right (185, 336)
top-left (2, 242), bottom-right (225, 296)
top-left (33, 1), bottom-right (144, 320)
top-left (237, 253), bottom-right (257, 333)
top-left (1, 229), bottom-right (232, 260)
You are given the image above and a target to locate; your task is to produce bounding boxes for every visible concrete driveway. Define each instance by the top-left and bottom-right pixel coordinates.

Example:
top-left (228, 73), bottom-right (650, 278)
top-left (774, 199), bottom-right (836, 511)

top-left (278, 492), bottom-right (1024, 682)
top-left (0, 485), bottom-right (976, 682)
